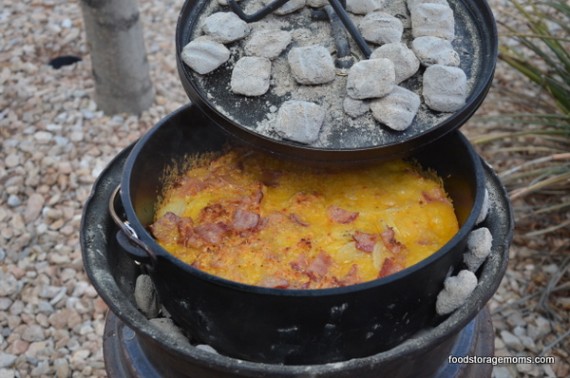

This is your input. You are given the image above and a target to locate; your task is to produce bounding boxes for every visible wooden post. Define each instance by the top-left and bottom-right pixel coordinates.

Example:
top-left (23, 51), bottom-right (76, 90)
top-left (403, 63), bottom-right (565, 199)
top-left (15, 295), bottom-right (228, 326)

top-left (80, 0), bottom-right (154, 115)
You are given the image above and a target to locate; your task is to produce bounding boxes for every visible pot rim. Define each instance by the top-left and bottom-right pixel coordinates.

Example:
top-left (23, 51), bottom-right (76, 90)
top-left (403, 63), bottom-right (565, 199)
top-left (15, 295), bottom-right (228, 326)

top-left (120, 104), bottom-right (485, 297)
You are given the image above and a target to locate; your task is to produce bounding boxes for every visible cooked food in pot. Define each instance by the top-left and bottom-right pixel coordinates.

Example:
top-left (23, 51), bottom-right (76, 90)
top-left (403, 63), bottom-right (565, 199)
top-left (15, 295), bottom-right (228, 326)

top-left (150, 148), bottom-right (458, 289)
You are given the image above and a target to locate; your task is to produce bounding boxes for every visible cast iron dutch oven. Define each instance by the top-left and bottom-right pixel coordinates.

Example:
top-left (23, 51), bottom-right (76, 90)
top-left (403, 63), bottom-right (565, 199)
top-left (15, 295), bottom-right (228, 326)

top-left (175, 0), bottom-right (498, 162)
top-left (114, 104), bottom-right (485, 365)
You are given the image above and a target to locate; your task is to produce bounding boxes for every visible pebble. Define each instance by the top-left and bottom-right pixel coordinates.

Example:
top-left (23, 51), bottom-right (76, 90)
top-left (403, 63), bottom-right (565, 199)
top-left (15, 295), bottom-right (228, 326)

top-left (288, 45), bottom-right (336, 85)
top-left (23, 193), bottom-right (45, 222)
top-left (230, 56), bottom-right (272, 96)
top-left (346, 58), bottom-right (395, 100)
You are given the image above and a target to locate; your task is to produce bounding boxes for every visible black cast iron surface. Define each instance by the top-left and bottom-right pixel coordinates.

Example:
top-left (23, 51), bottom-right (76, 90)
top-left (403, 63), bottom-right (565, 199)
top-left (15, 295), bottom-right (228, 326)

top-left (81, 136), bottom-right (513, 377)
top-left (102, 307), bottom-right (493, 378)
top-left (175, 0), bottom-right (498, 161)
top-left (117, 105), bottom-right (484, 364)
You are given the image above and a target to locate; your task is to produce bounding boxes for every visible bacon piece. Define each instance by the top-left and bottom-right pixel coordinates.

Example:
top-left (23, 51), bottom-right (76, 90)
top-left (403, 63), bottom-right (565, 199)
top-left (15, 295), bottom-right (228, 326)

top-left (232, 208), bottom-right (260, 231)
top-left (176, 177), bottom-right (205, 195)
top-left (381, 226), bottom-right (404, 253)
top-left (334, 264), bottom-right (361, 287)
top-left (150, 212), bottom-right (180, 241)
top-left (307, 251), bottom-right (332, 278)
top-left (194, 222), bottom-right (228, 244)
top-left (352, 231), bottom-right (378, 253)
top-left (198, 203), bottom-right (228, 223)
top-left (378, 258), bottom-right (404, 278)
top-left (290, 252), bottom-right (310, 272)
top-left (176, 216), bottom-right (204, 248)
top-left (258, 276), bottom-right (290, 289)
top-left (289, 213), bottom-right (309, 227)
top-left (422, 188), bottom-right (451, 204)
top-left (260, 169), bottom-right (282, 187)
top-left (327, 205), bottom-right (359, 224)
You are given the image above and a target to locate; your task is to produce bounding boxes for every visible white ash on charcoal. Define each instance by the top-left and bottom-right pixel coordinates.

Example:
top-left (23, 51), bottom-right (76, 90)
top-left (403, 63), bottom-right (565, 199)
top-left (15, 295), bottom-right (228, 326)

top-left (422, 64), bottom-right (467, 112)
top-left (307, 0), bottom-right (328, 7)
top-left (201, 12), bottom-right (251, 44)
top-left (359, 12), bottom-right (404, 44)
top-left (181, 37), bottom-right (231, 75)
top-left (410, 3), bottom-right (455, 40)
top-left (346, 58), bottom-right (396, 100)
top-left (244, 29), bottom-right (292, 60)
top-left (275, 100), bottom-right (325, 144)
top-left (149, 318), bottom-right (191, 346)
top-left (181, 0), bottom-right (476, 146)
top-left (346, 0), bottom-right (385, 15)
top-left (463, 227), bottom-right (493, 272)
top-left (370, 42), bottom-right (420, 83)
top-left (411, 36), bottom-right (460, 67)
top-left (476, 189), bottom-right (490, 225)
top-left (270, 0), bottom-right (307, 15)
top-left (343, 97), bottom-right (370, 118)
top-left (436, 270), bottom-right (478, 315)
top-left (406, 0), bottom-right (449, 10)
top-left (134, 274), bottom-right (160, 318)
top-left (287, 45), bottom-right (336, 85)
top-left (230, 56), bottom-right (272, 96)
top-left (370, 86), bottom-right (420, 130)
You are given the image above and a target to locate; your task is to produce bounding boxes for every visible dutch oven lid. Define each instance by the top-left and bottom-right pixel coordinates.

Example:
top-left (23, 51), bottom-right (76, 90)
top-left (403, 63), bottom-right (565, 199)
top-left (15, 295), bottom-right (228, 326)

top-left (175, 0), bottom-right (497, 162)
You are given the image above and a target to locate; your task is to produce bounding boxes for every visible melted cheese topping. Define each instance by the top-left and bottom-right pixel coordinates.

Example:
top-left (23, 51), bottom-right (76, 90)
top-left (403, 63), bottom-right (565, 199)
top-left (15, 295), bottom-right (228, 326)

top-left (151, 149), bottom-right (459, 289)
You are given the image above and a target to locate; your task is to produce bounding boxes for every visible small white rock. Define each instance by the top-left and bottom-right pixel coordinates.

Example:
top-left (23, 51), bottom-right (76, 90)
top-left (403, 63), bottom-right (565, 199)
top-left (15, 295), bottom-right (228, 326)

top-left (370, 86), bottom-right (420, 131)
top-left (411, 3), bottom-right (455, 40)
top-left (422, 64), bottom-right (467, 112)
top-left (288, 45), bottom-right (336, 85)
top-left (370, 42), bottom-right (420, 83)
top-left (360, 12), bottom-right (404, 45)
top-left (244, 29), bottom-right (292, 59)
top-left (435, 269), bottom-right (477, 315)
top-left (463, 227), bottom-right (493, 272)
top-left (346, 58), bottom-right (395, 100)
top-left (412, 36), bottom-right (460, 67)
top-left (275, 100), bottom-right (325, 144)
top-left (181, 37), bottom-right (230, 75)
top-left (202, 12), bottom-right (250, 44)
top-left (230, 57), bottom-right (272, 96)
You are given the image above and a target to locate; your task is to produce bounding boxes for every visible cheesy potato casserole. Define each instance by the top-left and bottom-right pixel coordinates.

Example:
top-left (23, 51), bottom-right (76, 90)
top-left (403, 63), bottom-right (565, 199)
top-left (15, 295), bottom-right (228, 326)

top-left (150, 149), bottom-right (459, 289)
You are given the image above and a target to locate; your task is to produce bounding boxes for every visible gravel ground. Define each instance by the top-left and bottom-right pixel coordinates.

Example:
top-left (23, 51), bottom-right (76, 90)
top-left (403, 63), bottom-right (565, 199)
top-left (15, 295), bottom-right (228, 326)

top-left (0, 0), bottom-right (567, 377)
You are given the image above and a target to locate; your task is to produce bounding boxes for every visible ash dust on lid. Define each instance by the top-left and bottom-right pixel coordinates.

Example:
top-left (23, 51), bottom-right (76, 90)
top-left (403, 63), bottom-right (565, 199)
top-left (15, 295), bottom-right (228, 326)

top-left (182, 0), bottom-right (486, 150)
